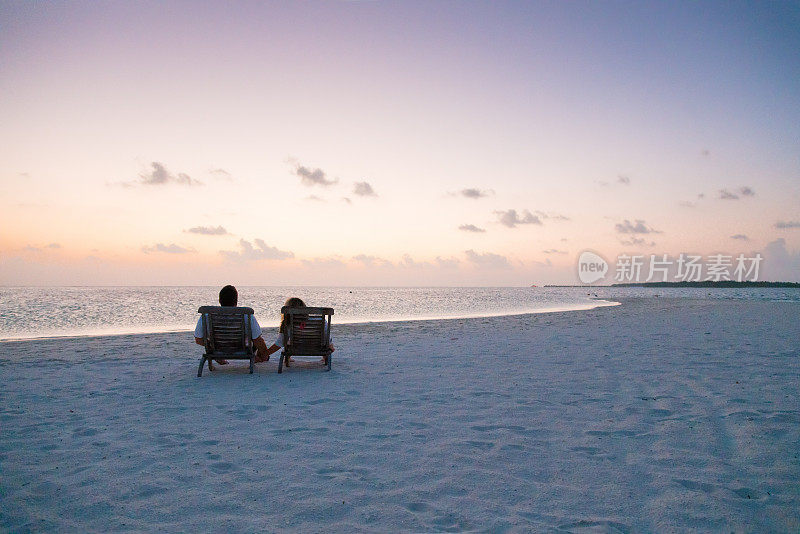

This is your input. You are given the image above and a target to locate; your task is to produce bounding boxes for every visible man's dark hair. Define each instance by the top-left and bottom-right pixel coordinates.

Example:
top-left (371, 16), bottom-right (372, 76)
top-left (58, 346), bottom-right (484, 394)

top-left (219, 285), bottom-right (238, 306)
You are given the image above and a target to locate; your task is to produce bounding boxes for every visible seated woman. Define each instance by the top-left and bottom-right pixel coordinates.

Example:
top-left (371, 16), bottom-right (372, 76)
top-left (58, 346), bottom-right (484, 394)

top-left (257, 297), bottom-right (335, 365)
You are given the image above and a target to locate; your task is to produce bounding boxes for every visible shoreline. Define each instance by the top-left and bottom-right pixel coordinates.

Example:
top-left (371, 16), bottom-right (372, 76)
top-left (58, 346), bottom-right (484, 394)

top-left (0, 298), bottom-right (620, 344)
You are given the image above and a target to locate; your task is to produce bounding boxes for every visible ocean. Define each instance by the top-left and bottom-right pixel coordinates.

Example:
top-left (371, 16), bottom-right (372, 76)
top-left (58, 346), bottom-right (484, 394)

top-left (0, 286), bottom-right (797, 341)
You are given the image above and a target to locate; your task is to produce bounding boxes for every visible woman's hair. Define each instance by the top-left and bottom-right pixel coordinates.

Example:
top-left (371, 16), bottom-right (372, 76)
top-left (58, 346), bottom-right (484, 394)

top-left (280, 297), bottom-right (306, 335)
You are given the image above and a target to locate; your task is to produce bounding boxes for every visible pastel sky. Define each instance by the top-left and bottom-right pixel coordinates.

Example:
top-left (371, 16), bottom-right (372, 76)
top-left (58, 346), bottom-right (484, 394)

top-left (1, 1), bottom-right (799, 285)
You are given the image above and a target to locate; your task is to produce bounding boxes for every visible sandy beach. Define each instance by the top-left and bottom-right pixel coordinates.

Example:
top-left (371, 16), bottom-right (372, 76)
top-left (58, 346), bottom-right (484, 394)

top-left (1, 297), bottom-right (799, 532)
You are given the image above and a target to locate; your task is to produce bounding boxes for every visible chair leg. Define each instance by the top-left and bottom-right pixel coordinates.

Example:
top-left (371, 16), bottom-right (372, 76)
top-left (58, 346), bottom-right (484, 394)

top-left (197, 356), bottom-right (206, 377)
top-left (327, 353), bottom-right (332, 372)
top-left (249, 357), bottom-right (254, 374)
top-left (277, 352), bottom-right (284, 374)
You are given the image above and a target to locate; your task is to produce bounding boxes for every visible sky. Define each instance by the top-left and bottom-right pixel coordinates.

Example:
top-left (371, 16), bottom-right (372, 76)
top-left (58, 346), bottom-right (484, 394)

top-left (1, 0), bottom-right (799, 286)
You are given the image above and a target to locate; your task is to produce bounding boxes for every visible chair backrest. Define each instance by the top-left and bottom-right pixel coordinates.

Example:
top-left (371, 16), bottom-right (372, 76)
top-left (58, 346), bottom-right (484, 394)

top-left (197, 306), bottom-right (254, 355)
top-left (281, 306), bottom-right (334, 356)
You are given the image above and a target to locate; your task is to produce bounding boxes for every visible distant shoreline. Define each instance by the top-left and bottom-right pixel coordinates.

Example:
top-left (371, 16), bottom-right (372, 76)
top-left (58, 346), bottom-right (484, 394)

top-left (545, 281), bottom-right (800, 288)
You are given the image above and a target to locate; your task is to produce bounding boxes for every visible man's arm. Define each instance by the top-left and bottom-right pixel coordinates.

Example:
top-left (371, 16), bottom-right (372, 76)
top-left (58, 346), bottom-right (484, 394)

top-left (195, 337), bottom-right (205, 346)
top-left (254, 336), bottom-right (281, 360)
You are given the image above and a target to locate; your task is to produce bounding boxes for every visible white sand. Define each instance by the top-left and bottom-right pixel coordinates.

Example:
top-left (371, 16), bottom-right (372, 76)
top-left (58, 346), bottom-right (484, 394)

top-left (1, 298), bottom-right (799, 532)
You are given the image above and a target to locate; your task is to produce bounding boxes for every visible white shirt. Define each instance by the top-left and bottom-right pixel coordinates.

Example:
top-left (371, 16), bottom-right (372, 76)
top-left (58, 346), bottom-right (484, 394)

top-left (194, 315), bottom-right (262, 339)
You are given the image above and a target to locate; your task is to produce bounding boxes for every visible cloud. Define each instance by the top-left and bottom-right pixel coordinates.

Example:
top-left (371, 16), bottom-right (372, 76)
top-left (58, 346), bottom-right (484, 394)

top-left (436, 256), bottom-right (460, 269)
top-left (775, 220), bottom-right (800, 229)
top-left (23, 243), bottom-right (60, 252)
top-left (464, 249), bottom-right (511, 269)
top-left (730, 234), bottom-right (749, 241)
top-left (209, 168), bottom-right (232, 180)
top-left (679, 200), bottom-right (696, 208)
top-left (142, 243), bottom-right (195, 254)
top-left (305, 195), bottom-right (325, 202)
top-left (185, 225), bottom-right (228, 235)
top-left (459, 224), bottom-right (486, 233)
top-left (352, 254), bottom-right (390, 267)
top-left (617, 175), bottom-right (631, 185)
top-left (761, 238), bottom-right (800, 282)
top-left (495, 209), bottom-right (542, 228)
top-left (620, 237), bottom-right (656, 247)
top-left (137, 162), bottom-right (202, 186)
top-left (542, 249), bottom-right (567, 255)
top-left (614, 219), bottom-right (661, 234)
top-left (220, 239), bottom-right (293, 261)
top-left (534, 210), bottom-right (570, 221)
top-left (459, 188), bottom-right (494, 199)
top-left (718, 186), bottom-right (755, 200)
top-left (295, 165), bottom-right (337, 187)
top-left (401, 254), bottom-right (430, 269)
top-left (341, 197), bottom-right (352, 204)
top-left (702, 149), bottom-right (710, 156)
top-left (353, 181), bottom-right (378, 197)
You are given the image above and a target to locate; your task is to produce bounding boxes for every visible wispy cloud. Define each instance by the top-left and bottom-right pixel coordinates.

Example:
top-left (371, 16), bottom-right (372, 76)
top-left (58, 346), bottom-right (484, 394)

top-left (535, 210), bottom-right (570, 221)
top-left (596, 175), bottom-right (632, 188)
top-left (220, 239), bottom-right (293, 261)
top-left (718, 186), bottom-right (756, 200)
top-left (775, 220), bottom-right (800, 229)
top-left (495, 209), bottom-right (542, 228)
top-left (209, 168), bottom-right (232, 180)
top-left (620, 237), bottom-right (656, 247)
top-left (185, 225), bottom-right (228, 235)
top-left (23, 243), bottom-right (61, 252)
top-left (352, 254), bottom-right (390, 267)
top-left (353, 181), bottom-right (378, 197)
top-left (464, 249), bottom-right (511, 269)
top-left (341, 197), bottom-right (352, 204)
top-left (137, 162), bottom-right (202, 186)
top-left (295, 165), bottom-right (337, 187)
top-left (305, 195), bottom-right (325, 202)
top-left (542, 249), bottom-right (568, 255)
top-left (458, 188), bottom-right (494, 199)
top-left (730, 234), bottom-right (749, 240)
top-left (436, 256), bottom-right (460, 269)
top-left (615, 219), bottom-right (661, 234)
top-left (459, 224), bottom-right (486, 233)
top-left (142, 243), bottom-right (195, 254)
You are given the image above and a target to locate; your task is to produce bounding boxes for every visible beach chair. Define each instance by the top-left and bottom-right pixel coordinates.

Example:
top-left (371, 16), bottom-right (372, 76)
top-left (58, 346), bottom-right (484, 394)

top-left (278, 306), bottom-right (334, 373)
top-left (196, 306), bottom-right (257, 377)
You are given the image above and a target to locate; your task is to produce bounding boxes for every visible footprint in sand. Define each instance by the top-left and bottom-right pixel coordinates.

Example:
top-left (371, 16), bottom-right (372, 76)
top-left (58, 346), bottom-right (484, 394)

top-left (405, 502), bottom-right (431, 513)
top-left (675, 479), bottom-right (716, 494)
top-left (208, 462), bottom-right (236, 474)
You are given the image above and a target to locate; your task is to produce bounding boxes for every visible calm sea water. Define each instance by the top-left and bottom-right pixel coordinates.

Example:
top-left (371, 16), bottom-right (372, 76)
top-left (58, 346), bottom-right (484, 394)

top-left (0, 286), bottom-right (797, 341)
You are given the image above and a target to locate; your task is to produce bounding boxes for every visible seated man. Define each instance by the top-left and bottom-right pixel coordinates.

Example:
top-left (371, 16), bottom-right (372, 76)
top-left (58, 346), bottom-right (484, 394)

top-left (194, 285), bottom-right (271, 364)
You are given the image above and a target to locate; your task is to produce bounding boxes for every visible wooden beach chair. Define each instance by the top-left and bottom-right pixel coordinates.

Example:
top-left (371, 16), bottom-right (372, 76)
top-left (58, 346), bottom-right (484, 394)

top-left (196, 306), bottom-right (257, 377)
top-left (278, 306), bottom-right (334, 373)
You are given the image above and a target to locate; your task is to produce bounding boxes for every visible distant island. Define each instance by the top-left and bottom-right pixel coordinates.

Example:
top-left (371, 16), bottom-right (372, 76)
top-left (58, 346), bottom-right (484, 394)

top-left (543, 281), bottom-right (800, 288)
top-left (613, 281), bottom-right (800, 288)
